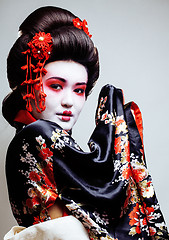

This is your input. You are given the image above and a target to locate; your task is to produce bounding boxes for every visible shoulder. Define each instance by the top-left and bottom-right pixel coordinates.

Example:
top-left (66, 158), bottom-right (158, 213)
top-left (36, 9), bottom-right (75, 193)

top-left (13, 119), bottom-right (63, 142)
top-left (19, 119), bottom-right (61, 136)
top-left (6, 120), bottom-right (61, 168)
top-left (7, 120), bottom-right (62, 152)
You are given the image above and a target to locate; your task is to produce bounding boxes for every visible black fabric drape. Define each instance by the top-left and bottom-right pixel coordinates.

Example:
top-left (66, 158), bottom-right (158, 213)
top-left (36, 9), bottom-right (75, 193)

top-left (52, 84), bottom-right (169, 239)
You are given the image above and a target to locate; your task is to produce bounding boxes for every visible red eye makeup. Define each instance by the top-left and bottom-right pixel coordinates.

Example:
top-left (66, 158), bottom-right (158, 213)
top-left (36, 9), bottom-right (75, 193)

top-left (45, 78), bottom-right (65, 90)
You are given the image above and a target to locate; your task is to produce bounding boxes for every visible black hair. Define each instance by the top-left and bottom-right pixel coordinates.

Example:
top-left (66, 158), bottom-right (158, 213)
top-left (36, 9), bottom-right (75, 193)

top-left (3, 6), bottom-right (99, 126)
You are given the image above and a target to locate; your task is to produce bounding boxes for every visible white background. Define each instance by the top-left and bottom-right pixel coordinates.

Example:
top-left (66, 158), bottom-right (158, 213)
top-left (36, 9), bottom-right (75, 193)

top-left (0, 0), bottom-right (169, 239)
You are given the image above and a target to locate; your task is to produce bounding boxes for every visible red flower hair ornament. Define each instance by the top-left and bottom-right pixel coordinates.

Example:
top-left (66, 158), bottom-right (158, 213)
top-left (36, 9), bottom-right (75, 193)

top-left (21, 32), bottom-right (53, 113)
top-left (72, 18), bottom-right (92, 38)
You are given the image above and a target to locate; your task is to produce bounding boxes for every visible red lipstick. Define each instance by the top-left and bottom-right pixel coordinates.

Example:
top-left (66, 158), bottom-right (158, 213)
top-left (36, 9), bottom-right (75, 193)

top-left (62, 111), bottom-right (72, 121)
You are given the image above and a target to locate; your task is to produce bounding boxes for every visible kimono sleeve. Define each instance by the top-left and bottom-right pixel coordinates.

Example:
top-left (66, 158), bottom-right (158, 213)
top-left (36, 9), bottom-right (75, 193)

top-left (6, 123), bottom-right (58, 227)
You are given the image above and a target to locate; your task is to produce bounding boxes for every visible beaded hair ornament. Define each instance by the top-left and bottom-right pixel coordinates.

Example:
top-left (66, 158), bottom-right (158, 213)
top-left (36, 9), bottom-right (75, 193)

top-left (21, 18), bottom-right (91, 112)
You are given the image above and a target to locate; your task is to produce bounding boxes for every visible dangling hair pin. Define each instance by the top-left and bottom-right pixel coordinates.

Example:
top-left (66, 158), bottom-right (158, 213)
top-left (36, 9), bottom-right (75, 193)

top-left (72, 18), bottom-right (92, 38)
top-left (21, 32), bottom-right (53, 112)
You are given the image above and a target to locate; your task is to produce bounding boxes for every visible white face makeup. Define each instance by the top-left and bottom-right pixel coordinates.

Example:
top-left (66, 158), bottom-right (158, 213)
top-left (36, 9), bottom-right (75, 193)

top-left (31, 60), bottom-right (88, 131)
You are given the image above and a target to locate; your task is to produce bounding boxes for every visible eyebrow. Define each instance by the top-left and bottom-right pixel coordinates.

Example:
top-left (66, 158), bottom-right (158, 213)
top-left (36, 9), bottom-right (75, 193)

top-left (75, 82), bottom-right (87, 86)
top-left (47, 77), bottom-right (66, 82)
top-left (47, 77), bottom-right (87, 86)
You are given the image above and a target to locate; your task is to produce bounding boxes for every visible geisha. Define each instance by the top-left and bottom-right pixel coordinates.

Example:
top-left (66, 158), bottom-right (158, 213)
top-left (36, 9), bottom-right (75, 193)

top-left (2, 6), bottom-right (169, 240)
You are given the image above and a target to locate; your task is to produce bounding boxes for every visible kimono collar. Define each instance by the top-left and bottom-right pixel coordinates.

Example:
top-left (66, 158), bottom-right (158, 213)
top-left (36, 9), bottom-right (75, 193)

top-left (14, 110), bottom-right (36, 125)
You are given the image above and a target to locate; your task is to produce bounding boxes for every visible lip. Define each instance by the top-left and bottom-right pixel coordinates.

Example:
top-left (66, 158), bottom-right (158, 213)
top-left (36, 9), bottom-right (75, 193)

top-left (63, 111), bottom-right (72, 116)
top-left (57, 111), bottom-right (73, 121)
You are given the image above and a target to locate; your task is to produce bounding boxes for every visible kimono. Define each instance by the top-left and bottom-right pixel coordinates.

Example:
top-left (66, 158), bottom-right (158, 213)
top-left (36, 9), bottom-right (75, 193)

top-left (5, 85), bottom-right (169, 239)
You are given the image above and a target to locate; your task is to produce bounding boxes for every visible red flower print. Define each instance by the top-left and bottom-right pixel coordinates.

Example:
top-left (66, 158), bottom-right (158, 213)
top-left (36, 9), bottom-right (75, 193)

top-left (123, 187), bottom-right (131, 209)
top-left (45, 190), bottom-right (58, 207)
top-left (136, 225), bottom-right (141, 234)
top-left (43, 147), bottom-right (53, 157)
top-left (114, 137), bottom-right (122, 154)
top-left (42, 164), bottom-right (55, 186)
top-left (32, 196), bottom-right (41, 205)
top-left (142, 203), bottom-right (152, 214)
top-left (122, 165), bottom-right (131, 180)
top-left (149, 226), bottom-right (156, 236)
top-left (101, 112), bottom-right (108, 121)
top-left (33, 216), bottom-right (40, 225)
top-left (129, 204), bottom-right (143, 234)
top-left (44, 176), bottom-right (54, 188)
top-left (146, 206), bottom-right (155, 215)
top-left (129, 203), bottom-right (140, 226)
top-left (132, 169), bottom-right (144, 183)
top-left (142, 217), bottom-right (147, 226)
top-left (43, 163), bottom-right (52, 175)
top-left (124, 141), bottom-right (130, 162)
top-left (33, 216), bottom-right (44, 225)
top-left (29, 171), bottom-right (41, 182)
top-left (44, 175), bottom-right (53, 187)
top-left (132, 166), bottom-right (147, 183)
top-left (42, 143), bottom-right (46, 148)
top-left (39, 147), bottom-right (53, 160)
top-left (40, 185), bottom-right (48, 196)
top-left (141, 202), bottom-right (155, 223)
top-left (129, 203), bottom-right (151, 236)
top-left (63, 130), bottom-right (69, 135)
top-left (115, 118), bottom-right (124, 127)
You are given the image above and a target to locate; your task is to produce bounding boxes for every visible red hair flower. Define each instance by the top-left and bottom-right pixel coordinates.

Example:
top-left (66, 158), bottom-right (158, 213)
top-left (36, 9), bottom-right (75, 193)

top-left (30, 32), bottom-right (52, 49)
top-left (72, 18), bottom-right (82, 29)
top-left (28, 32), bottom-right (52, 60)
top-left (72, 18), bottom-right (92, 38)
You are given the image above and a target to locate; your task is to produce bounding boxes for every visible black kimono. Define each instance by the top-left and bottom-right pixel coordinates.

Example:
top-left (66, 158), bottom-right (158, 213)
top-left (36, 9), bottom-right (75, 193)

top-left (6, 85), bottom-right (169, 239)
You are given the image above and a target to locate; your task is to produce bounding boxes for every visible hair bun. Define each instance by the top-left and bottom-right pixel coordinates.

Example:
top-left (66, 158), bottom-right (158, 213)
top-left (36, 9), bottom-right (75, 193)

top-left (2, 89), bottom-right (26, 127)
top-left (19, 6), bottom-right (76, 36)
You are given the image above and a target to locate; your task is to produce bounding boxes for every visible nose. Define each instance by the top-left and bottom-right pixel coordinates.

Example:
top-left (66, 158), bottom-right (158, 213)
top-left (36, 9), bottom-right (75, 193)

top-left (61, 90), bottom-right (73, 108)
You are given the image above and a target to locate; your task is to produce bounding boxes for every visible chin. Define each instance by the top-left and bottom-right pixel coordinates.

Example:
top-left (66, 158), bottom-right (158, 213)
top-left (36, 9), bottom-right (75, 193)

top-left (43, 117), bottom-right (73, 131)
top-left (58, 122), bottom-right (73, 131)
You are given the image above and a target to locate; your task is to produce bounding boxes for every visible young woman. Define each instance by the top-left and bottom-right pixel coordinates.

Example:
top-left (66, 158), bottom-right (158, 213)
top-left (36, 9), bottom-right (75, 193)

top-left (3, 6), bottom-right (169, 240)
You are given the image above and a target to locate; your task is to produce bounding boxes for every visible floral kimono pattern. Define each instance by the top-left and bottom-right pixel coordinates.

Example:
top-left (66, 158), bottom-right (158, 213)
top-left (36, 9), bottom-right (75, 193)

top-left (6, 85), bottom-right (169, 239)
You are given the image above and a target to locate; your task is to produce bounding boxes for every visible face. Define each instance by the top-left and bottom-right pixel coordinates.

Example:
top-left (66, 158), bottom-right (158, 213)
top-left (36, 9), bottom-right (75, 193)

top-left (31, 60), bottom-right (88, 131)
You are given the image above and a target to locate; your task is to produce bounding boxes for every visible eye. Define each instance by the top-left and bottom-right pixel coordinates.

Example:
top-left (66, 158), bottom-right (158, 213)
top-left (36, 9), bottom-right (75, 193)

top-left (50, 84), bottom-right (62, 90)
top-left (74, 88), bottom-right (85, 95)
